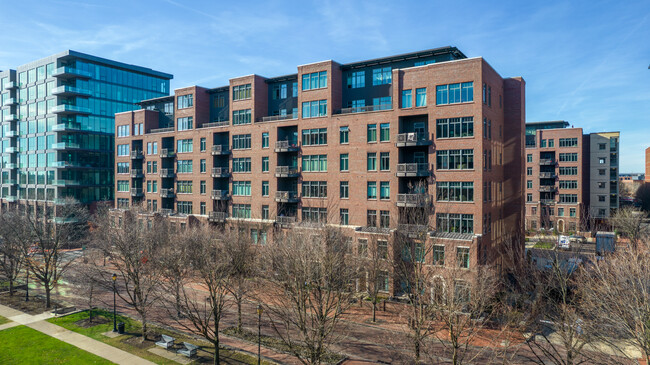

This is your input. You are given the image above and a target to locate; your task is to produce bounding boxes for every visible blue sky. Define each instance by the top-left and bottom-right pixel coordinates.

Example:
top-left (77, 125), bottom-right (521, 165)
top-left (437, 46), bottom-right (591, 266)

top-left (1, 0), bottom-right (648, 172)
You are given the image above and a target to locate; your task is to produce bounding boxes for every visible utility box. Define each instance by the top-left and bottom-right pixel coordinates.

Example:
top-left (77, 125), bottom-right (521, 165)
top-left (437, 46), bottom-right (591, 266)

top-left (596, 232), bottom-right (616, 254)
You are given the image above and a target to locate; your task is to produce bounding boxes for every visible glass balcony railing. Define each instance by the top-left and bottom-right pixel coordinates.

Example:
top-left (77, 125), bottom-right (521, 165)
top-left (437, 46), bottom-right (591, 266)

top-left (52, 123), bottom-right (82, 131)
top-left (52, 67), bottom-right (93, 79)
top-left (4, 130), bottom-right (18, 137)
top-left (53, 179), bottom-right (81, 186)
top-left (52, 85), bottom-right (92, 97)
top-left (51, 104), bottom-right (92, 114)
top-left (51, 142), bottom-right (80, 149)
top-left (3, 114), bottom-right (17, 122)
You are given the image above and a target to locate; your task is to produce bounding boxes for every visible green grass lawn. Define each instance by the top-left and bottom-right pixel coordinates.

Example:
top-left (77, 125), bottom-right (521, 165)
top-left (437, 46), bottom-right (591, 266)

top-left (534, 241), bottom-right (556, 249)
top-left (0, 325), bottom-right (114, 364)
top-left (0, 315), bottom-right (10, 325)
top-left (47, 309), bottom-right (272, 364)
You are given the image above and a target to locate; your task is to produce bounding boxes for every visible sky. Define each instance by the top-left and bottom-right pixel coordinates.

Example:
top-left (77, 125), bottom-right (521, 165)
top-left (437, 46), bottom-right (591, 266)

top-left (0, 0), bottom-right (648, 172)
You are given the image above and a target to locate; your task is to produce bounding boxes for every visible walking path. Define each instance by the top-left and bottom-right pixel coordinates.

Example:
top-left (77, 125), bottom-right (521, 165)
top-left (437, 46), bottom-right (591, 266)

top-left (0, 304), bottom-right (154, 365)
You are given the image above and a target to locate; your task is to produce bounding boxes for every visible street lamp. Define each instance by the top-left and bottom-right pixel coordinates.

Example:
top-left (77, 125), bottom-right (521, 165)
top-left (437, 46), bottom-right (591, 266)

top-left (112, 273), bottom-right (117, 332)
top-left (257, 304), bottom-right (264, 365)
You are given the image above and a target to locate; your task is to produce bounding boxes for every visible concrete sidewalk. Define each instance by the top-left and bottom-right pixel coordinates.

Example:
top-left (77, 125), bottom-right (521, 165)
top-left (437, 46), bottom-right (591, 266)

top-left (0, 304), bottom-right (154, 365)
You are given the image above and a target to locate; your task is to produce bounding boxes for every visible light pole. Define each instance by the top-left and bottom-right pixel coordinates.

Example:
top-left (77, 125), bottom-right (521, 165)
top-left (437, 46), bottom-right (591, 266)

top-left (25, 267), bottom-right (29, 302)
top-left (257, 304), bottom-right (264, 365)
top-left (112, 273), bottom-right (117, 332)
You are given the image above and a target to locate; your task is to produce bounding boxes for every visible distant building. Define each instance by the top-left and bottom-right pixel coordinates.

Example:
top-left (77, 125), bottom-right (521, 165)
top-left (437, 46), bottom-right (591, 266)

top-left (645, 147), bottom-right (650, 183)
top-left (524, 121), bottom-right (619, 233)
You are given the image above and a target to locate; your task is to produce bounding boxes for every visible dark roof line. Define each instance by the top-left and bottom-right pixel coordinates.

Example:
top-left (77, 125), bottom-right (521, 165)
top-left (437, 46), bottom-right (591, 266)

top-left (341, 46), bottom-right (466, 70)
top-left (62, 50), bottom-right (173, 79)
top-left (526, 121), bottom-right (570, 126)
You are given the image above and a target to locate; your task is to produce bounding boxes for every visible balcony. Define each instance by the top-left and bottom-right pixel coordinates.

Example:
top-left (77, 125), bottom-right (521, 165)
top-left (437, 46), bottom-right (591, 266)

top-left (4, 130), bottom-right (18, 138)
top-left (276, 216), bottom-right (297, 226)
top-left (130, 150), bottom-right (144, 159)
top-left (160, 168), bottom-right (175, 178)
top-left (2, 179), bottom-right (17, 185)
top-left (160, 188), bottom-right (175, 198)
top-left (131, 188), bottom-right (144, 197)
top-left (275, 191), bottom-right (300, 203)
top-left (52, 85), bottom-right (92, 97)
top-left (148, 127), bottom-right (174, 134)
top-left (53, 179), bottom-right (81, 186)
top-left (275, 141), bottom-right (299, 153)
top-left (336, 104), bottom-right (392, 114)
top-left (201, 121), bottom-right (229, 128)
top-left (208, 211), bottom-right (228, 223)
top-left (397, 224), bottom-right (429, 237)
top-left (539, 159), bottom-right (556, 165)
top-left (159, 208), bottom-right (174, 216)
top-left (275, 166), bottom-right (300, 178)
top-left (3, 98), bottom-right (17, 106)
top-left (396, 193), bottom-right (429, 207)
top-left (52, 67), bottom-right (93, 79)
top-left (211, 190), bottom-right (230, 200)
top-left (5, 81), bottom-right (18, 89)
top-left (211, 167), bottom-right (230, 178)
top-left (3, 163), bottom-right (16, 169)
top-left (259, 114), bottom-right (297, 123)
top-left (396, 163), bottom-right (430, 177)
top-left (3, 196), bottom-right (17, 202)
top-left (540, 199), bottom-right (556, 205)
top-left (51, 104), bottom-right (92, 114)
top-left (539, 172), bottom-right (557, 179)
top-left (4, 147), bottom-right (17, 153)
top-left (211, 145), bottom-right (230, 155)
top-left (52, 161), bottom-right (81, 168)
top-left (51, 142), bottom-right (80, 150)
top-left (539, 185), bottom-right (557, 193)
top-left (3, 114), bottom-right (17, 122)
top-left (159, 149), bottom-right (175, 158)
top-left (52, 123), bottom-right (81, 131)
top-left (130, 169), bottom-right (144, 178)
top-left (396, 132), bottom-right (432, 147)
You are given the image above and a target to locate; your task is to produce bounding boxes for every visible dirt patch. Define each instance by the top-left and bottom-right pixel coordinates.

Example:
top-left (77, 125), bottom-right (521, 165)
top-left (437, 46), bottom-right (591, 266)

top-left (74, 315), bottom-right (110, 328)
top-left (122, 334), bottom-right (156, 349)
top-left (0, 291), bottom-right (63, 315)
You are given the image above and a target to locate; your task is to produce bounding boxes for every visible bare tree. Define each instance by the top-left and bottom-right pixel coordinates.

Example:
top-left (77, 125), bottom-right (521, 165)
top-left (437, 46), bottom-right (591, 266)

top-left (264, 226), bottom-right (356, 365)
top-left (355, 234), bottom-right (391, 323)
top-left (68, 249), bottom-right (103, 322)
top-left (0, 209), bottom-right (30, 295)
top-left (158, 229), bottom-right (192, 319)
top-left (609, 206), bottom-right (647, 251)
top-left (93, 205), bottom-right (168, 340)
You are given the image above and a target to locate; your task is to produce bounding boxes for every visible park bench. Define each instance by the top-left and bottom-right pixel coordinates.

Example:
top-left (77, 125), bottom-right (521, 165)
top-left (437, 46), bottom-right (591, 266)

top-left (155, 334), bottom-right (175, 350)
top-left (177, 342), bottom-right (198, 358)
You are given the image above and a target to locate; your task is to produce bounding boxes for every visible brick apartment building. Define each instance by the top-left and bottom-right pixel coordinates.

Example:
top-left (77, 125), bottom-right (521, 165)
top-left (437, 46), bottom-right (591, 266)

top-left (114, 46), bottom-right (525, 291)
top-left (524, 121), bottom-right (619, 233)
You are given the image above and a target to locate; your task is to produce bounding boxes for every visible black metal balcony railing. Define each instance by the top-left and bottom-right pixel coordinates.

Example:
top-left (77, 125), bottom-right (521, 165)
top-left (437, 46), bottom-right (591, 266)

top-left (540, 199), bottom-right (556, 205)
top-left (336, 104), bottom-right (392, 114)
top-left (396, 163), bottom-right (430, 177)
top-left (160, 149), bottom-right (175, 158)
top-left (211, 167), bottom-right (230, 177)
top-left (160, 168), bottom-right (175, 178)
top-left (208, 211), bottom-right (228, 222)
top-left (539, 185), bottom-right (557, 192)
top-left (274, 141), bottom-right (300, 152)
top-left (160, 188), bottom-right (175, 198)
top-left (159, 208), bottom-right (174, 216)
top-left (539, 172), bottom-right (556, 179)
top-left (260, 114), bottom-right (297, 123)
top-left (396, 193), bottom-right (428, 207)
top-left (539, 159), bottom-right (556, 165)
top-left (211, 145), bottom-right (230, 155)
top-left (130, 150), bottom-right (144, 159)
top-left (200, 121), bottom-right (229, 128)
top-left (276, 216), bottom-right (297, 225)
top-left (130, 169), bottom-right (143, 178)
top-left (396, 132), bottom-right (431, 147)
top-left (130, 188), bottom-right (143, 197)
top-left (211, 190), bottom-right (230, 200)
top-left (148, 127), bottom-right (174, 134)
top-left (275, 191), bottom-right (300, 202)
top-left (398, 224), bottom-right (429, 236)
top-left (275, 166), bottom-right (300, 177)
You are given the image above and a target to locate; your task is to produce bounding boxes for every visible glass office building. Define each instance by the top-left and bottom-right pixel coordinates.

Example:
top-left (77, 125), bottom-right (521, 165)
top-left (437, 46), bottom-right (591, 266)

top-left (0, 50), bottom-right (172, 205)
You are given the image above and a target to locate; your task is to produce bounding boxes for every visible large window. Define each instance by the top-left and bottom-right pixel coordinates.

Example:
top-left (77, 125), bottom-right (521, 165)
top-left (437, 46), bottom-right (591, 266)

top-left (177, 94), bottom-right (193, 109)
top-left (233, 181), bottom-right (252, 196)
top-left (177, 201), bottom-right (193, 215)
top-left (559, 180), bottom-right (578, 189)
top-left (302, 71), bottom-right (327, 90)
top-left (233, 204), bottom-right (251, 218)
top-left (559, 153), bottom-right (578, 162)
top-left (302, 128), bottom-right (327, 146)
top-left (347, 71), bottom-right (365, 88)
top-left (177, 160), bottom-right (193, 173)
top-left (233, 84), bottom-right (251, 101)
top-left (117, 180), bottom-right (129, 192)
top-left (117, 144), bottom-right (130, 156)
top-left (177, 139), bottom-right (193, 153)
top-left (436, 182), bottom-right (474, 202)
top-left (117, 125), bottom-right (130, 137)
top-left (302, 100), bottom-right (327, 118)
top-left (177, 181), bottom-right (193, 194)
top-left (232, 134), bottom-right (251, 149)
top-left (233, 157), bottom-right (251, 173)
top-left (559, 166), bottom-right (578, 175)
top-left (302, 207), bottom-right (327, 223)
top-left (302, 155), bottom-right (327, 172)
top-left (372, 96), bottom-right (392, 109)
top-left (302, 181), bottom-right (327, 198)
top-left (559, 138), bottom-right (578, 147)
top-left (559, 194), bottom-right (578, 203)
top-left (233, 109), bottom-right (252, 125)
top-left (117, 162), bottom-right (129, 174)
top-left (436, 117), bottom-right (474, 138)
top-left (437, 213), bottom-right (474, 234)
top-left (372, 67), bottom-right (392, 85)
top-left (436, 82), bottom-right (473, 105)
top-left (436, 149), bottom-right (474, 170)
top-left (177, 117), bottom-right (193, 131)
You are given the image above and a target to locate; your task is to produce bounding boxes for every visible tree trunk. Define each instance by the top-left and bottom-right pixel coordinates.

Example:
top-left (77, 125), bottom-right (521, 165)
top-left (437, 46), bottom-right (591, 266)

top-left (9, 279), bottom-right (13, 296)
top-left (415, 339), bottom-right (420, 363)
top-left (372, 301), bottom-right (376, 322)
top-left (141, 312), bottom-right (148, 342)
top-left (45, 285), bottom-right (51, 308)
top-left (453, 345), bottom-right (458, 365)
top-left (237, 299), bottom-right (243, 332)
top-left (214, 319), bottom-right (220, 365)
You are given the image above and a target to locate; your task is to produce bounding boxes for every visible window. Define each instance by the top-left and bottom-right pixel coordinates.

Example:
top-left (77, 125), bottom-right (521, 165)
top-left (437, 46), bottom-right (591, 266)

top-left (599, 143), bottom-right (606, 150)
top-left (598, 182), bottom-right (606, 189)
top-left (164, 102), bottom-right (174, 114)
top-left (380, 210), bottom-right (390, 228)
top-left (302, 181), bottom-right (327, 198)
top-left (347, 71), bottom-right (365, 88)
top-left (177, 94), bottom-right (193, 109)
top-left (380, 182), bottom-right (390, 200)
top-left (599, 157), bottom-right (606, 164)
top-left (457, 247), bottom-right (470, 269)
top-left (436, 149), bottom-right (474, 170)
top-left (415, 88), bottom-right (427, 107)
top-left (548, 139), bottom-right (555, 147)
top-left (177, 181), bottom-right (193, 194)
top-left (570, 208), bottom-right (576, 217)
top-left (559, 194), bottom-right (578, 203)
top-left (232, 109), bottom-right (252, 125)
top-left (200, 181), bottom-right (206, 194)
top-left (559, 166), bottom-right (578, 175)
top-left (262, 157), bottom-right (269, 172)
top-left (339, 126), bottom-right (349, 144)
top-left (258, 133), bottom-right (268, 149)
top-left (232, 134), bottom-right (251, 149)
top-left (177, 160), bottom-right (193, 173)
top-left (117, 162), bottom-right (130, 174)
top-left (262, 181), bottom-right (269, 196)
top-left (302, 155), bottom-right (327, 172)
top-left (233, 181), bottom-right (252, 196)
top-left (177, 139), bottom-right (193, 153)
top-left (340, 154), bottom-right (349, 171)
top-left (379, 152), bottom-right (390, 171)
top-left (301, 100), bottom-right (327, 118)
top-left (200, 138), bottom-right (206, 152)
top-left (117, 125), bottom-right (130, 137)
top-left (433, 245), bottom-right (445, 266)
top-left (232, 204), bottom-right (251, 218)
top-left (117, 180), bottom-right (129, 192)
top-left (340, 181), bottom-right (349, 198)
top-left (177, 117), bottom-right (193, 131)
top-left (177, 201), bottom-right (193, 215)
top-left (340, 209), bottom-right (349, 225)
top-left (367, 153), bottom-right (377, 171)
top-left (559, 153), bottom-right (578, 162)
top-left (302, 71), bottom-right (327, 90)
top-left (598, 195), bottom-right (606, 202)
top-left (372, 67), bottom-right (392, 85)
top-left (436, 117), bottom-right (474, 138)
top-left (527, 154), bottom-right (533, 163)
top-left (200, 159), bottom-right (206, 173)
top-left (527, 167), bottom-right (533, 176)
top-left (402, 90), bottom-right (412, 108)
top-left (372, 96), bottom-right (392, 109)
top-left (262, 205), bottom-right (269, 220)
top-left (233, 157), bottom-right (252, 173)
top-left (367, 181), bottom-right (378, 200)
top-left (527, 193), bottom-right (533, 202)
top-left (436, 213), bottom-right (473, 234)
top-left (302, 128), bottom-right (327, 146)
top-left (559, 138), bottom-right (578, 147)
top-left (117, 144), bottom-right (130, 156)
top-left (302, 207), bottom-right (327, 223)
top-left (379, 123), bottom-right (390, 142)
top-left (559, 180), bottom-right (578, 189)
top-left (436, 182), bottom-right (474, 202)
top-left (232, 84), bottom-right (251, 101)
top-left (436, 82), bottom-right (473, 105)
top-left (367, 124), bottom-right (377, 142)
top-left (527, 180), bottom-right (533, 189)
top-left (367, 210), bottom-right (377, 227)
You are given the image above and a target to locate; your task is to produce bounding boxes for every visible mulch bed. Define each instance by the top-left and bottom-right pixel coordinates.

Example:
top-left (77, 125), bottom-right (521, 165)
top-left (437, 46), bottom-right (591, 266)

top-left (0, 291), bottom-right (62, 315)
top-left (122, 334), bottom-right (157, 349)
